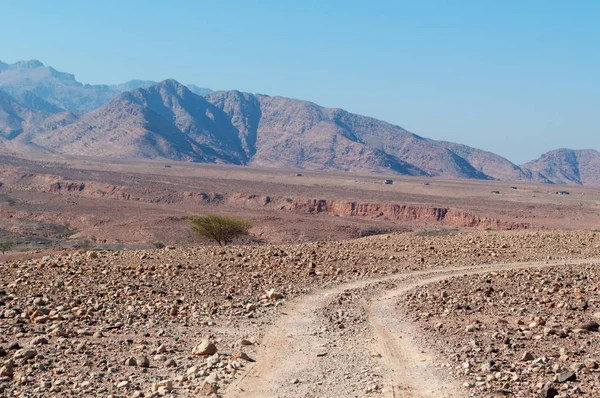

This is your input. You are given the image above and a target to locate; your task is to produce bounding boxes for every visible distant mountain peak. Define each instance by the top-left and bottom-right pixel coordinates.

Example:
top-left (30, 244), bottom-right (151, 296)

top-left (10, 60), bottom-right (44, 69)
top-left (155, 78), bottom-right (186, 90)
top-left (0, 59), bottom-right (214, 112)
top-left (522, 148), bottom-right (600, 186)
top-left (186, 84), bottom-right (214, 97)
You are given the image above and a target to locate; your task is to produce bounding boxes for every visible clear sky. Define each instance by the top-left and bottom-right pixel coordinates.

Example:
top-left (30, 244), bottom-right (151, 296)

top-left (1, 0), bottom-right (598, 164)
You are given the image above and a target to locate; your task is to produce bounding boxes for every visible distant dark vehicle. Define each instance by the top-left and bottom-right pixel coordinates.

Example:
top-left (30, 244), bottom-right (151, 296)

top-left (556, 191), bottom-right (570, 195)
top-left (295, 173), bottom-right (303, 177)
top-left (491, 190), bottom-right (500, 194)
top-left (423, 182), bottom-right (430, 186)
top-left (384, 179), bottom-right (393, 185)
top-left (164, 164), bottom-right (172, 168)
top-left (511, 186), bottom-right (517, 189)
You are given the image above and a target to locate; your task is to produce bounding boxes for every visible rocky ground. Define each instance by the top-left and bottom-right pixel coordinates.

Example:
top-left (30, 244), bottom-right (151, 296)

top-left (400, 264), bottom-right (600, 397)
top-left (2, 230), bottom-right (600, 397)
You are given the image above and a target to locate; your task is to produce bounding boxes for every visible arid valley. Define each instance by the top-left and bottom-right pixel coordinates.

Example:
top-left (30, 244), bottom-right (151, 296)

top-left (1, 153), bottom-right (600, 397)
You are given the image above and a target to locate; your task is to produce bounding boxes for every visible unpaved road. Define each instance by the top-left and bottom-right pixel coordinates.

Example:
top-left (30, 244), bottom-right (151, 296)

top-left (226, 259), bottom-right (600, 398)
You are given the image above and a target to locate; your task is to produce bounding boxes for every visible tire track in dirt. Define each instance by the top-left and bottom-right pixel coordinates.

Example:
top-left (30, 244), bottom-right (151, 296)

top-left (226, 259), bottom-right (600, 398)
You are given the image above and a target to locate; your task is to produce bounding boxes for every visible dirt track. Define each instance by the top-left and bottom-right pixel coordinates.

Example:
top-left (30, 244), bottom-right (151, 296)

top-left (226, 259), bottom-right (600, 397)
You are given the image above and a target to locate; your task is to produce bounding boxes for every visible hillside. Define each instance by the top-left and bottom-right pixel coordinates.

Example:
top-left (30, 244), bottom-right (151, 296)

top-left (1, 59), bottom-right (599, 185)
top-left (23, 80), bottom-right (245, 162)
top-left (522, 148), bottom-right (600, 186)
top-left (0, 89), bottom-right (53, 140)
top-left (3, 79), bottom-right (599, 184)
top-left (439, 141), bottom-right (551, 183)
top-left (0, 59), bottom-right (212, 112)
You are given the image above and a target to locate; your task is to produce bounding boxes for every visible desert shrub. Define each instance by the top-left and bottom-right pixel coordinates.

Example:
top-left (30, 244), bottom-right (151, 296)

top-left (0, 239), bottom-right (14, 254)
top-left (153, 241), bottom-right (165, 249)
top-left (188, 214), bottom-right (252, 246)
top-left (415, 228), bottom-right (458, 237)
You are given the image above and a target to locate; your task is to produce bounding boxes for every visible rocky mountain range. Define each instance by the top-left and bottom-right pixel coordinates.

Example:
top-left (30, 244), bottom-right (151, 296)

top-left (0, 60), bottom-right (213, 112)
top-left (523, 149), bottom-right (600, 186)
top-left (0, 60), bottom-right (597, 185)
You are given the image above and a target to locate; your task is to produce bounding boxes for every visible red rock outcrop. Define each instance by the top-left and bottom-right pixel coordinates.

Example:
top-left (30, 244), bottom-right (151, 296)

top-left (47, 182), bottom-right (85, 192)
top-left (285, 199), bottom-right (528, 230)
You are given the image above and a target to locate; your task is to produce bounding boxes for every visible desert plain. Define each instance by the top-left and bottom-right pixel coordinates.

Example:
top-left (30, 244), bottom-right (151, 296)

top-left (2, 153), bottom-right (600, 397)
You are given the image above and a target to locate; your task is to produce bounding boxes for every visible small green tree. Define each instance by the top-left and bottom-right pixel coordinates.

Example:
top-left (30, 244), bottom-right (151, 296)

top-left (188, 214), bottom-right (252, 246)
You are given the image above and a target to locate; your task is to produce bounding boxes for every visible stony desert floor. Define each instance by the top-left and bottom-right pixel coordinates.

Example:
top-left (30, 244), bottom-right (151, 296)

top-left (3, 154), bottom-right (600, 397)
top-left (2, 230), bottom-right (600, 397)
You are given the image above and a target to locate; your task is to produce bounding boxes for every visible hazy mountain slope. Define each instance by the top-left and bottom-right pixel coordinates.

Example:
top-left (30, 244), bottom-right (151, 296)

top-left (27, 80), bottom-right (245, 162)
top-left (0, 60), bottom-right (115, 112)
top-left (12, 90), bottom-right (65, 114)
top-left (522, 149), bottom-right (600, 186)
top-left (0, 89), bottom-right (51, 140)
top-left (439, 141), bottom-right (551, 183)
top-left (208, 90), bottom-right (261, 159)
top-left (10, 110), bottom-right (81, 148)
top-left (208, 92), bottom-right (490, 178)
top-left (208, 91), bottom-right (428, 175)
top-left (110, 80), bottom-right (158, 92)
top-left (111, 81), bottom-right (213, 96)
top-left (2, 61), bottom-right (598, 185)
top-left (324, 108), bottom-right (489, 179)
top-left (186, 84), bottom-right (214, 97)
top-left (0, 60), bottom-right (213, 112)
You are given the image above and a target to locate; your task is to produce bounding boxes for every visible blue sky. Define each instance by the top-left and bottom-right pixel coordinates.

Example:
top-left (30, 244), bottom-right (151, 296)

top-left (1, 0), bottom-right (598, 164)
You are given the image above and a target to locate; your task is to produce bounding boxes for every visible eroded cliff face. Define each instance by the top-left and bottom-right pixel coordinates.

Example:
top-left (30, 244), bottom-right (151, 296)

top-left (44, 180), bottom-right (528, 229)
top-left (47, 182), bottom-right (86, 192)
top-left (2, 172), bottom-right (528, 230)
top-left (284, 199), bottom-right (529, 230)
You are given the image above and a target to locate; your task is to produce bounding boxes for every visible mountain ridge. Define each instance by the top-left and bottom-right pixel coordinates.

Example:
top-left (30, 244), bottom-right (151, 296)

top-left (0, 59), bottom-right (213, 112)
top-left (522, 149), bottom-right (600, 186)
top-left (0, 60), bottom-right (598, 185)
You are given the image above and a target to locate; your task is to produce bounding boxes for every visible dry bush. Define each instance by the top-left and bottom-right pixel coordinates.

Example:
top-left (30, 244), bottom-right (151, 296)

top-left (188, 214), bottom-right (251, 246)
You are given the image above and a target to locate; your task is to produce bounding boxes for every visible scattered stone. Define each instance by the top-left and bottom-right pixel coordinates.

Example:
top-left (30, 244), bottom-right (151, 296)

top-left (266, 288), bottom-right (283, 300)
top-left (124, 357), bottom-right (137, 366)
top-left (137, 355), bottom-right (150, 368)
top-left (13, 349), bottom-right (37, 359)
top-left (201, 382), bottom-right (218, 394)
top-left (521, 351), bottom-right (535, 361)
top-left (30, 336), bottom-right (49, 345)
top-left (236, 352), bottom-right (254, 362)
top-left (7, 342), bottom-right (21, 350)
top-left (556, 371), bottom-right (577, 383)
top-left (540, 385), bottom-right (559, 398)
top-left (579, 321), bottom-right (599, 332)
top-left (192, 339), bottom-right (218, 356)
top-left (0, 365), bottom-right (13, 378)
